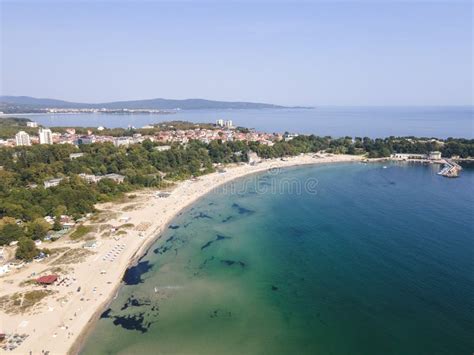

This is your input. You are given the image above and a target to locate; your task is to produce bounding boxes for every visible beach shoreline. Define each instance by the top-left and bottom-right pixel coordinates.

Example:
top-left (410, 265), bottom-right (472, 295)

top-left (0, 154), bottom-right (363, 355)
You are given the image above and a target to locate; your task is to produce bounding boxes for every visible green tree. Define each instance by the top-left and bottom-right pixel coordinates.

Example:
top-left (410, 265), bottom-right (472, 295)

top-left (52, 218), bottom-right (62, 231)
top-left (28, 218), bottom-right (50, 240)
top-left (15, 237), bottom-right (39, 260)
top-left (0, 223), bottom-right (24, 245)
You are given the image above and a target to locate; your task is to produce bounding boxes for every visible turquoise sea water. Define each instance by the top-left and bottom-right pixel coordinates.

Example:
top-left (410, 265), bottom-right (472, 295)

top-left (81, 163), bottom-right (474, 355)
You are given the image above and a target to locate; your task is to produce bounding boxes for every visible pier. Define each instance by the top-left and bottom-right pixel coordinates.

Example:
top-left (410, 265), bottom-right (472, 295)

top-left (437, 159), bottom-right (462, 178)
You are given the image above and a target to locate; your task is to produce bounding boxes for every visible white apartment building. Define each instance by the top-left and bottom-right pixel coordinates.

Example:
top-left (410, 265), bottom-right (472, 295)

top-left (216, 119), bottom-right (233, 128)
top-left (26, 121), bottom-right (38, 128)
top-left (15, 131), bottom-right (31, 146)
top-left (39, 128), bottom-right (53, 144)
top-left (113, 137), bottom-right (131, 147)
top-left (284, 133), bottom-right (299, 142)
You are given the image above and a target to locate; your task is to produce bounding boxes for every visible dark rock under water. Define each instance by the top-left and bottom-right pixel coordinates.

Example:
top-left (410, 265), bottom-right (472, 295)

top-left (121, 295), bottom-right (152, 311)
top-left (222, 216), bottom-right (233, 223)
top-left (201, 234), bottom-right (232, 250)
top-left (194, 212), bottom-right (213, 220)
top-left (112, 313), bottom-right (149, 333)
top-left (221, 259), bottom-right (246, 268)
top-left (100, 308), bottom-right (112, 319)
top-left (123, 261), bottom-right (153, 285)
top-left (210, 309), bottom-right (232, 319)
top-left (232, 203), bottom-right (255, 215)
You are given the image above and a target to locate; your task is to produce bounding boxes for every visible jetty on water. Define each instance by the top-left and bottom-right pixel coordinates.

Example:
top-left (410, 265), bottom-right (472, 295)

top-left (390, 151), bottom-right (464, 178)
top-left (437, 159), bottom-right (462, 178)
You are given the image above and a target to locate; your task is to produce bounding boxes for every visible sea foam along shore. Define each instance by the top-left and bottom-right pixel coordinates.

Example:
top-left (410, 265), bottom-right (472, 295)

top-left (0, 154), bottom-right (362, 355)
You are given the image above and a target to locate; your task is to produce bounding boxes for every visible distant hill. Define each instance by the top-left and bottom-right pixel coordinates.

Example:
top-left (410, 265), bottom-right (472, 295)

top-left (0, 96), bottom-right (88, 108)
top-left (0, 96), bottom-right (293, 110)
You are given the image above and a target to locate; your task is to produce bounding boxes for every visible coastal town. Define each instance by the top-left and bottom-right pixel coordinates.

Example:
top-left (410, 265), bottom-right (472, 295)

top-left (1, 117), bottom-right (467, 180)
top-left (0, 119), bottom-right (282, 148)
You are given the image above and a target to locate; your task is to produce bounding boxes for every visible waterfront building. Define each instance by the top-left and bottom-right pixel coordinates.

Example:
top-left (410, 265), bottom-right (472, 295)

top-left (391, 151), bottom-right (443, 160)
top-left (391, 153), bottom-right (426, 160)
top-left (216, 119), bottom-right (225, 127)
top-left (225, 120), bottom-right (233, 128)
top-left (429, 151), bottom-right (442, 160)
top-left (26, 121), bottom-right (38, 128)
top-left (39, 128), bottom-right (53, 144)
top-left (15, 131), bottom-right (31, 146)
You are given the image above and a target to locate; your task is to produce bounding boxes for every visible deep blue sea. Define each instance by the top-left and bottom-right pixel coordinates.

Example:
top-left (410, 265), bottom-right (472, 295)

top-left (81, 162), bottom-right (474, 355)
top-left (20, 106), bottom-right (474, 138)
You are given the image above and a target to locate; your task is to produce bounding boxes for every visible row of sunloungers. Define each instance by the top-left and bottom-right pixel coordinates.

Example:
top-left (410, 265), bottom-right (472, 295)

top-left (102, 244), bottom-right (126, 262)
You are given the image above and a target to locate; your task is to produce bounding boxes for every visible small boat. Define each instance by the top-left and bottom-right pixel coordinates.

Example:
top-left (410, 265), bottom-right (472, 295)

top-left (383, 166), bottom-right (387, 169)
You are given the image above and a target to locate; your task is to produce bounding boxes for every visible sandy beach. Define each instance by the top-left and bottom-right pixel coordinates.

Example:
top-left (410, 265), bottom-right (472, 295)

top-left (0, 154), bottom-right (362, 354)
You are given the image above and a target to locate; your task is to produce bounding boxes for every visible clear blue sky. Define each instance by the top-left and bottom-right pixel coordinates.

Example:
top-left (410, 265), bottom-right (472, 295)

top-left (1, 1), bottom-right (472, 106)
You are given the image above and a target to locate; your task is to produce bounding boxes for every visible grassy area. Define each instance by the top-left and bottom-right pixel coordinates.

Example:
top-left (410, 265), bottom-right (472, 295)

top-left (0, 290), bottom-right (56, 314)
top-left (122, 204), bottom-right (142, 211)
top-left (70, 225), bottom-right (93, 240)
top-left (97, 224), bottom-right (113, 232)
top-left (51, 248), bottom-right (93, 265)
top-left (90, 211), bottom-right (120, 223)
top-left (18, 279), bottom-right (37, 287)
top-left (101, 232), bottom-right (111, 238)
top-left (46, 247), bottom-right (70, 255)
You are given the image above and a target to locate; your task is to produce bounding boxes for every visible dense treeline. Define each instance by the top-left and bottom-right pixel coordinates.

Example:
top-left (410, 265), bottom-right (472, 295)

top-left (0, 139), bottom-right (254, 244)
top-left (0, 117), bottom-right (39, 139)
top-left (251, 135), bottom-right (474, 159)
top-left (0, 134), bottom-right (473, 246)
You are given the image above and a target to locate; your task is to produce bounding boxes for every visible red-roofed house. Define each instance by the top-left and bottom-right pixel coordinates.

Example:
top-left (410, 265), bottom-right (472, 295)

top-left (36, 275), bottom-right (58, 285)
